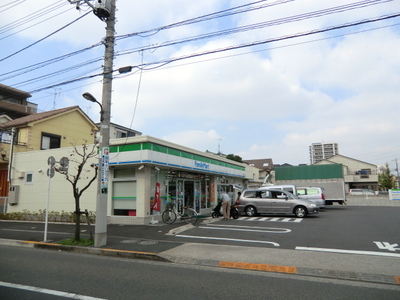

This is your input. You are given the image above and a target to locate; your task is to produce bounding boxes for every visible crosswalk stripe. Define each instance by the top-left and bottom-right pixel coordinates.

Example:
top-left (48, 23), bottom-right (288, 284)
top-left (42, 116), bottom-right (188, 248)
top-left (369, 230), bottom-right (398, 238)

top-left (238, 217), bottom-right (302, 223)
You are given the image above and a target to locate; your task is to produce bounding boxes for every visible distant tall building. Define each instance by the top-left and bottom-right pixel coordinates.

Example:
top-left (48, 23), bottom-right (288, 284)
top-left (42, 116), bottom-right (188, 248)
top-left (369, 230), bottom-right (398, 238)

top-left (309, 142), bottom-right (339, 164)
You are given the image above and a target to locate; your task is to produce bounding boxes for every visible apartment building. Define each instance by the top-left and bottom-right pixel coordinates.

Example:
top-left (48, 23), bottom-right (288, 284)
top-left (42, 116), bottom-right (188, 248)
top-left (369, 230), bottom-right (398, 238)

top-left (310, 142), bottom-right (339, 164)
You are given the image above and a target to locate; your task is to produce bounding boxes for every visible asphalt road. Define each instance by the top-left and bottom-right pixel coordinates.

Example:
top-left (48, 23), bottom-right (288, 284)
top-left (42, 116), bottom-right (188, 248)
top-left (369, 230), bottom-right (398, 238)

top-left (1, 245), bottom-right (399, 300)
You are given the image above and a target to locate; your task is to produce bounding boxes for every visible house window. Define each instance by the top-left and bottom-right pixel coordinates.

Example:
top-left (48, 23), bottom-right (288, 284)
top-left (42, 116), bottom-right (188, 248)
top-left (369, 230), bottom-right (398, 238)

top-left (25, 172), bottom-right (33, 184)
top-left (116, 130), bottom-right (127, 138)
top-left (41, 133), bottom-right (61, 150)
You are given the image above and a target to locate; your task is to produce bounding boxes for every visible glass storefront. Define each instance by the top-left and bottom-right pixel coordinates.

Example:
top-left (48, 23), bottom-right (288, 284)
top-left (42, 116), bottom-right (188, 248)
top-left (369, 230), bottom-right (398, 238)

top-left (166, 170), bottom-right (210, 214)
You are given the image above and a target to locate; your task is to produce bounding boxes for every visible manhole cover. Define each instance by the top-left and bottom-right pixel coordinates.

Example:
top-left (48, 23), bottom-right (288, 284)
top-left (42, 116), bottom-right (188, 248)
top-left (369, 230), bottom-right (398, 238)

top-left (121, 239), bottom-right (138, 244)
top-left (139, 240), bottom-right (158, 245)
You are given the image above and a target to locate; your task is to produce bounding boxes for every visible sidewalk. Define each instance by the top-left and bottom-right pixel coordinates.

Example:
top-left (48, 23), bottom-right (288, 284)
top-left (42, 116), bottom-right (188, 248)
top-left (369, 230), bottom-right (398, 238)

top-left (1, 215), bottom-right (399, 287)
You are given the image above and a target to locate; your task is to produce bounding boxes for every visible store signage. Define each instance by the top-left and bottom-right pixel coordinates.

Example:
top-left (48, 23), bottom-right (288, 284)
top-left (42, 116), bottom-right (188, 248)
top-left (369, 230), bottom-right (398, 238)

top-left (152, 182), bottom-right (161, 212)
top-left (194, 161), bottom-right (210, 170)
top-left (101, 147), bottom-right (109, 194)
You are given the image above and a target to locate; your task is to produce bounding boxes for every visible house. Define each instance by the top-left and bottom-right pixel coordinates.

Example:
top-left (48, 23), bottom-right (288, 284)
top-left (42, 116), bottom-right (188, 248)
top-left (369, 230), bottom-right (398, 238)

top-left (243, 158), bottom-right (274, 187)
top-left (0, 83), bottom-right (37, 120)
top-left (0, 106), bottom-right (98, 206)
top-left (315, 154), bottom-right (379, 191)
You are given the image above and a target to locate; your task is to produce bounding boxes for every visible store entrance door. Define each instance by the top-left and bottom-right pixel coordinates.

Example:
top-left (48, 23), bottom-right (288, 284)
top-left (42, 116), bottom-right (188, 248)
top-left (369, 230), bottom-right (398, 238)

top-left (183, 180), bottom-right (201, 213)
top-left (170, 179), bottom-right (202, 214)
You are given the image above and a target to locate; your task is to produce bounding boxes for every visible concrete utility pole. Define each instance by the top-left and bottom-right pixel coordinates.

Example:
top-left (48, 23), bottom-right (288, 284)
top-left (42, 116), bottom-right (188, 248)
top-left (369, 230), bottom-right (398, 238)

top-left (95, 0), bottom-right (115, 248)
top-left (68, 0), bottom-right (116, 247)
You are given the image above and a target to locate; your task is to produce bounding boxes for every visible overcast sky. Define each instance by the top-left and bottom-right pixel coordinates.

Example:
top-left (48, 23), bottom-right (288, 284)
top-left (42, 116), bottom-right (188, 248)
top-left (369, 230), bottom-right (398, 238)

top-left (1, 0), bottom-right (400, 170)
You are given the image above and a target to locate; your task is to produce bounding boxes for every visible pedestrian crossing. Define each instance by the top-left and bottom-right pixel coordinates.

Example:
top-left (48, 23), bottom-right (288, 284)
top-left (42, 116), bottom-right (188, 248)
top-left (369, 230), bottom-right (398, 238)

top-left (238, 217), bottom-right (303, 223)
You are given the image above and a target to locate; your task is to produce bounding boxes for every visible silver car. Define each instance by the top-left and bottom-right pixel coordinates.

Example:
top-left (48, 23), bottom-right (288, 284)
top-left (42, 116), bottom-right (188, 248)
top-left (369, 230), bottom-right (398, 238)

top-left (237, 189), bottom-right (319, 218)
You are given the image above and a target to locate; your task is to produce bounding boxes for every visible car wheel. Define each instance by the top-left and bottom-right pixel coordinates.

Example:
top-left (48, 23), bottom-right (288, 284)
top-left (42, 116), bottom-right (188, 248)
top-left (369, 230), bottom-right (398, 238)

top-left (245, 206), bottom-right (257, 217)
top-left (294, 206), bottom-right (307, 218)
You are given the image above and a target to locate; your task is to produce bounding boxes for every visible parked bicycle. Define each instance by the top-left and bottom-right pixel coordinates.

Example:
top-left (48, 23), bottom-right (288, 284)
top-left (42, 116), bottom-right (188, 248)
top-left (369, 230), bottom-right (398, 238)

top-left (162, 206), bottom-right (198, 225)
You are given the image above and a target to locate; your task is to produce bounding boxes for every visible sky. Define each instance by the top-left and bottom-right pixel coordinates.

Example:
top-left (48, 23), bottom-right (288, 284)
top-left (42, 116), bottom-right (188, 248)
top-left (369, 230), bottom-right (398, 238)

top-left (1, 0), bottom-right (400, 170)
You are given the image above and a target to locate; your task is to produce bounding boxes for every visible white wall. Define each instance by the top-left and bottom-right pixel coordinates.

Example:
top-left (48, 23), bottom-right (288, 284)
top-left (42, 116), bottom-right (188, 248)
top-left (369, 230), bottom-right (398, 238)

top-left (8, 146), bottom-right (98, 214)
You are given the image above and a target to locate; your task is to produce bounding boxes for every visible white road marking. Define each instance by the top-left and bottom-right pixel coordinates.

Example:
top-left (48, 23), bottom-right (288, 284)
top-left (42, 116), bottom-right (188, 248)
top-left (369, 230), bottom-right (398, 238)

top-left (200, 224), bottom-right (291, 233)
top-left (238, 217), bottom-right (302, 223)
top-left (295, 246), bottom-right (400, 258)
top-left (0, 281), bottom-right (108, 300)
top-left (175, 235), bottom-right (280, 246)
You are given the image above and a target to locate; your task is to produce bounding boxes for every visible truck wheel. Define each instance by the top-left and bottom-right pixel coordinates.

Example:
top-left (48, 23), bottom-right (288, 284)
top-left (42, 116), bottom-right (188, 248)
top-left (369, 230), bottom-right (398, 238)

top-left (294, 206), bottom-right (307, 218)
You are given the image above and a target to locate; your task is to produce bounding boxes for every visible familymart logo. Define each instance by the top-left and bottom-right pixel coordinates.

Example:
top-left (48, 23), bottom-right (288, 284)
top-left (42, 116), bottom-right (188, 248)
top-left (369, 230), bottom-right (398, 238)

top-left (194, 161), bottom-right (210, 170)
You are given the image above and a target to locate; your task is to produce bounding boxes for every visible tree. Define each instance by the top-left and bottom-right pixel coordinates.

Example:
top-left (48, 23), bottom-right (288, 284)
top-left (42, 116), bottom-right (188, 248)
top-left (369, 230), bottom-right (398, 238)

top-left (378, 163), bottom-right (394, 190)
top-left (226, 154), bottom-right (243, 163)
top-left (55, 140), bottom-right (98, 241)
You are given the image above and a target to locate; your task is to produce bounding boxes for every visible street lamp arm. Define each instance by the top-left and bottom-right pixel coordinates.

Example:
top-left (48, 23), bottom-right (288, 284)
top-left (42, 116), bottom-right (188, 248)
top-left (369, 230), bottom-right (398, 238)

top-left (82, 92), bottom-right (104, 121)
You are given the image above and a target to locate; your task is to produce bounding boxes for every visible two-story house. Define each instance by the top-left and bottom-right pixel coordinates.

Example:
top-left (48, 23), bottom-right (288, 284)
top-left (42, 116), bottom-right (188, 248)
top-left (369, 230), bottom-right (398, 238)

top-left (0, 105), bottom-right (98, 210)
top-left (315, 154), bottom-right (379, 192)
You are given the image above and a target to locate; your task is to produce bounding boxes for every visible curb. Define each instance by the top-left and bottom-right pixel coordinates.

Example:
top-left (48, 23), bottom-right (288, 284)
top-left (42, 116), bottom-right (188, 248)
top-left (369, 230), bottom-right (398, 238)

top-left (0, 239), bottom-right (170, 262)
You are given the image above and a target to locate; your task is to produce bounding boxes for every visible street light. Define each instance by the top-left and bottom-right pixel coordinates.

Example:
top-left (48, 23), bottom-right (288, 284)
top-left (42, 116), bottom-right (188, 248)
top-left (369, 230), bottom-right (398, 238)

top-left (83, 91), bottom-right (110, 248)
top-left (83, 92), bottom-right (104, 121)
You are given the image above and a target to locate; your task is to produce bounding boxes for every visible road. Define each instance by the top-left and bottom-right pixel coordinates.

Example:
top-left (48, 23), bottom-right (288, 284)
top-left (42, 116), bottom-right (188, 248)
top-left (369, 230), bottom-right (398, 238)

top-left (0, 245), bottom-right (399, 300)
top-left (162, 206), bottom-right (400, 253)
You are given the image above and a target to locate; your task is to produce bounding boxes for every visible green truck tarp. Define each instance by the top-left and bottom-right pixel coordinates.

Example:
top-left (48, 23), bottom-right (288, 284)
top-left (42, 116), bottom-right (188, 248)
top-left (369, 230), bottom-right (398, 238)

top-left (275, 164), bottom-right (343, 180)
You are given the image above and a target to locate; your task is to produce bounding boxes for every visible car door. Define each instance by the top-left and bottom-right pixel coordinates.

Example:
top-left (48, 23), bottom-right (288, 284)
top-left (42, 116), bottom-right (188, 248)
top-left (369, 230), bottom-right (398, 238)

top-left (270, 191), bottom-right (292, 214)
top-left (257, 191), bottom-right (273, 213)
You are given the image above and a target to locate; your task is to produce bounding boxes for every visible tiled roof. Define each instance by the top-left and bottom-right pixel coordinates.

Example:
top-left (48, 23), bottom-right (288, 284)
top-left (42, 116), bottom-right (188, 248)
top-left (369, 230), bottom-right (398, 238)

top-left (0, 105), bottom-right (81, 129)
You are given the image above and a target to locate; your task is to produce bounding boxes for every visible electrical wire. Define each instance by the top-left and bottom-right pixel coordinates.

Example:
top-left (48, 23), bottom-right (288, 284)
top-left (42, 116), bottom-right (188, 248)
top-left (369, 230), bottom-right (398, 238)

top-left (2, 0), bottom-right (391, 88)
top-left (0, 42), bottom-right (102, 81)
top-left (25, 12), bottom-right (400, 95)
top-left (0, 0), bottom-right (26, 14)
top-left (114, 0), bottom-right (392, 57)
top-left (115, 0), bottom-right (294, 40)
top-left (0, 10), bottom-right (91, 63)
top-left (130, 13), bottom-right (400, 71)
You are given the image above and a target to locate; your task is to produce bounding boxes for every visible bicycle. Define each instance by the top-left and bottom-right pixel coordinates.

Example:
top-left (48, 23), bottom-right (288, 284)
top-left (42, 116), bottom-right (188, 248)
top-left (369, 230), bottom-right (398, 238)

top-left (162, 206), bottom-right (198, 225)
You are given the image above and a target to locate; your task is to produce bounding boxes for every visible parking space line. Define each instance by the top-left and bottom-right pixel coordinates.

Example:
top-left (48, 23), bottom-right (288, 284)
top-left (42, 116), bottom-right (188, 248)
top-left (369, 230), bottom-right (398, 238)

top-left (296, 246), bottom-right (400, 258)
top-left (175, 235), bottom-right (280, 246)
top-left (199, 226), bottom-right (291, 233)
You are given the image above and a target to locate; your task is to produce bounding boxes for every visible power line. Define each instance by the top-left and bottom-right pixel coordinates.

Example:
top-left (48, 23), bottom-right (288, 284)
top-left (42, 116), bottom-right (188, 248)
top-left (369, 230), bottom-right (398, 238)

top-left (133, 13), bottom-right (400, 71)
top-left (2, 0), bottom-right (392, 88)
top-left (115, 0), bottom-right (294, 40)
top-left (0, 10), bottom-right (91, 63)
top-left (26, 12), bottom-right (400, 94)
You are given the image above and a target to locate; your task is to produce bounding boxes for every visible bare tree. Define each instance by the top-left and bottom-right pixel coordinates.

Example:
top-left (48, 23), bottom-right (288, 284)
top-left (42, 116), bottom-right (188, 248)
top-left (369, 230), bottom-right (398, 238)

top-left (55, 140), bottom-right (98, 241)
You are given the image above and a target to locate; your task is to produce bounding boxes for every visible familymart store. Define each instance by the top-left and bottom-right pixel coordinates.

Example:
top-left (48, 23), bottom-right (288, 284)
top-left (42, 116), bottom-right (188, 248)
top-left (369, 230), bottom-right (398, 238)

top-left (108, 136), bottom-right (248, 224)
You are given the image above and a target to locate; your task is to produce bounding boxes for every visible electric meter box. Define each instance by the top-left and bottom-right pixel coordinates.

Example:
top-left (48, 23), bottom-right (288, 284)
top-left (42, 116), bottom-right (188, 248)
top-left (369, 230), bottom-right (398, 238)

top-left (8, 186), bottom-right (20, 205)
top-left (94, 0), bottom-right (111, 18)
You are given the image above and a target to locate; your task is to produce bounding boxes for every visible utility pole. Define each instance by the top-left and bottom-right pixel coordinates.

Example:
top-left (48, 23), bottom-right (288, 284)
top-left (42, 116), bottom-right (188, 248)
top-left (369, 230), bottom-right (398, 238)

top-left (68, 0), bottom-right (115, 247)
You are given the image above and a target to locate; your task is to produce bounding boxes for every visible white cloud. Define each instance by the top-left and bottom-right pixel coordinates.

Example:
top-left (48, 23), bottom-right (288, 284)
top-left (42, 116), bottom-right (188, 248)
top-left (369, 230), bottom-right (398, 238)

top-left (2, 0), bottom-right (400, 169)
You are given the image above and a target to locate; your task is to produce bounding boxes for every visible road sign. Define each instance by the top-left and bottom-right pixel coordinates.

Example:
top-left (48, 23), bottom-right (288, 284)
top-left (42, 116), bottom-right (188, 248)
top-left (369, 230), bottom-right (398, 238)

top-left (47, 168), bottom-right (55, 178)
top-left (47, 156), bottom-right (55, 167)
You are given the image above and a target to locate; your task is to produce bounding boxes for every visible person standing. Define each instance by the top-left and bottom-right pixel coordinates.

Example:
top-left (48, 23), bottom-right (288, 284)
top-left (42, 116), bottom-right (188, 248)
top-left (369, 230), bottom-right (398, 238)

top-left (220, 191), bottom-right (231, 220)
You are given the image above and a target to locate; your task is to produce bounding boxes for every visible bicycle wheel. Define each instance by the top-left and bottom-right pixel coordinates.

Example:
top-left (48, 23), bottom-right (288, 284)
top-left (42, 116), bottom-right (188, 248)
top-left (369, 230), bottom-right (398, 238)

top-left (182, 208), bottom-right (198, 225)
top-left (162, 209), bottom-right (177, 224)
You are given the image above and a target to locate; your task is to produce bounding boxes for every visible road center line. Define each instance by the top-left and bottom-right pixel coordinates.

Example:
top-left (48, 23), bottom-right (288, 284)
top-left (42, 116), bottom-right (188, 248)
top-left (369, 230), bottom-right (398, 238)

top-left (0, 281), bottom-right (107, 300)
top-left (199, 226), bottom-right (291, 233)
top-left (175, 235), bottom-right (280, 246)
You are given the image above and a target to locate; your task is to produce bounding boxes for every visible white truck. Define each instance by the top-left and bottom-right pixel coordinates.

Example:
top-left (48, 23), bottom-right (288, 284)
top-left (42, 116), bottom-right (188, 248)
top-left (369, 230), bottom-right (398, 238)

top-left (273, 164), bottom-right (346, 205)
